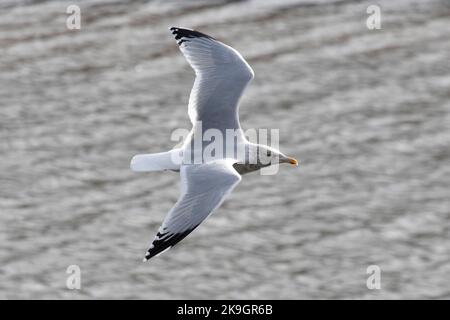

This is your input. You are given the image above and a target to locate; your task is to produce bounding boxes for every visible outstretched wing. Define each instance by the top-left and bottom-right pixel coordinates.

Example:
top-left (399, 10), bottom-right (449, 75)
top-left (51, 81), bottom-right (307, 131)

top-left (170, 27), bottom-right (254, 132)
top-left (143, 160), bottom-right (241, 261)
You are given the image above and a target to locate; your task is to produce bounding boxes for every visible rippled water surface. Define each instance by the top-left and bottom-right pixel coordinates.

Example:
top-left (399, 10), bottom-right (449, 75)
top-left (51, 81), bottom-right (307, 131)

top-left (0, 0), bottom-right (449, 299)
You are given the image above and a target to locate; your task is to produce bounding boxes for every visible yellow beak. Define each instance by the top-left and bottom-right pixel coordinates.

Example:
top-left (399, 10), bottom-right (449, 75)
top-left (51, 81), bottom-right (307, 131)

top-left (288, 157), bottom-right (298, 166)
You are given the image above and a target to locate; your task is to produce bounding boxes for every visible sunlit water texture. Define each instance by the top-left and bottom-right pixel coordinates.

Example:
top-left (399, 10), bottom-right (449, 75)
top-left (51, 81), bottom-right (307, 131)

top-left (0, 0), bottom-right (449, 299)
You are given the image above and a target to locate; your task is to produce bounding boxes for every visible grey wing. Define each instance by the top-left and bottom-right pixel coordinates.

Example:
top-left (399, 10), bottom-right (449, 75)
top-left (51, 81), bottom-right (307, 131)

top-left (143, 160), bottom-right (241, 261)
top-left (170, 27), bottom-right (254, 132)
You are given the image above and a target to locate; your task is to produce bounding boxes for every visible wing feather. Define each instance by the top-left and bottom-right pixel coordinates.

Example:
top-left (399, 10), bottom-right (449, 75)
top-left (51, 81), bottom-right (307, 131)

top-left (170, 27), bottom-right (254, 131)
top-left (143, 160), bottom-right (241, 260)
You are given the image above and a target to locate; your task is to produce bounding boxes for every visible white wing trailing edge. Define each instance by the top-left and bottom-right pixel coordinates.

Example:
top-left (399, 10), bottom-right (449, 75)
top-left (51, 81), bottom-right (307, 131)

top-left (143, 160), bottom-right (241, 261)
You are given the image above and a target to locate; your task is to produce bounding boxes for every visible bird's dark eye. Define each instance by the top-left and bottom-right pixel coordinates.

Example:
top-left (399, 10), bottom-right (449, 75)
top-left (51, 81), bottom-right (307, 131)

top-left (267, 151), bottom-right (272, 157)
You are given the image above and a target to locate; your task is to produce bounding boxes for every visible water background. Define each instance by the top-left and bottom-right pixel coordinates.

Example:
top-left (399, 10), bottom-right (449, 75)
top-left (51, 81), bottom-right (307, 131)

top-left (0, 0), bottom-right (449, 299)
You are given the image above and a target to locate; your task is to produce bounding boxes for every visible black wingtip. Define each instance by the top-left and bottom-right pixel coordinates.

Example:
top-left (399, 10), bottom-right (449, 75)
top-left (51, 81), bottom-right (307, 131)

top-left (143, 225), bottom-right (200, 261)
top-left (169, 26), bottom-right (214, 45)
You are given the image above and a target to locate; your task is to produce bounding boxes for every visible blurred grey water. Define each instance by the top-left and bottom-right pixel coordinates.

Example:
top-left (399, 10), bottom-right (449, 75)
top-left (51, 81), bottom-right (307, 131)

top-left (0, 0), bottom-right (449, 299)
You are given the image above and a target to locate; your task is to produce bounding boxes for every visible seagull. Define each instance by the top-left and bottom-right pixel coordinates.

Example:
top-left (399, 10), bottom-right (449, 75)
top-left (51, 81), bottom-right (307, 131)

top-left (131, 27), bottom-right (298, 261)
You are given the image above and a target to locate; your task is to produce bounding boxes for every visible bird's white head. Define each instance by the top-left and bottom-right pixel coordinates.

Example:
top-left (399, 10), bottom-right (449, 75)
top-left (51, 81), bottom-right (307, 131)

top-left (247, 144), bottom-right (298, 167)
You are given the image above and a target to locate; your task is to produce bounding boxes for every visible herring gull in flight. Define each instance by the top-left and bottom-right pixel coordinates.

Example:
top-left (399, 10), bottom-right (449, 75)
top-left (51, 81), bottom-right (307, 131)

top-left (131, 27), bottom-right (298, 261)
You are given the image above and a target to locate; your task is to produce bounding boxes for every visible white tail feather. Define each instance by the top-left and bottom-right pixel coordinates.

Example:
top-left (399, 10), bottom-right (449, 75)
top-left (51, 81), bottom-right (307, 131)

top-left (130, 149), bottom-right (182, 172)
